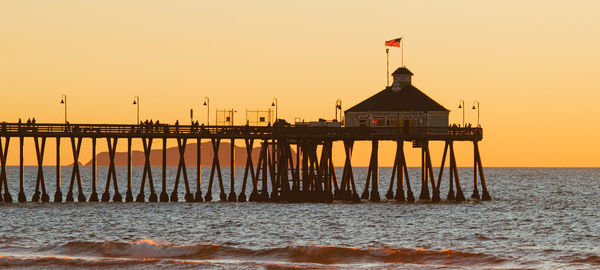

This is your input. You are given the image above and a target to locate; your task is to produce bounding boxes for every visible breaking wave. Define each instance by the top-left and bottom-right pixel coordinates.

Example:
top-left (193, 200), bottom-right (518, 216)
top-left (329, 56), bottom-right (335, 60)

top-left (0, 239), bottom-right (510, 267)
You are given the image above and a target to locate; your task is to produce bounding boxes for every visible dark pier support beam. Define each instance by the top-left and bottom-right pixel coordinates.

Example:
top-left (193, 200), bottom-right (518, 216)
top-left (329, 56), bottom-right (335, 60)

top-left (249, 140), bottom-right (266, 202)
top-left (300, 141), bottom-right (309, 201)
top-left (336, 142), bottom-right (348, 201)
top-left (426, 143), bottom-right (440, 202)
top-left (400, 141), bottom-right (415, 202)
top-left (204, 139), bottom-right (216, 202)
top-left (391, 140), bottom-right (406, 202)
top-left (238, 138), bottom-right (255, 202)
top-left (137, 137), bottom-right (158, 202)
top-left (33, 137), bottom-right (49, 202)
top-left (307, 142), bottom-right (321, 202)
top-left (216, 139), bottom-right (226, 201)
top-left (227, 138), bottom-right (237, 202)
top-left (286, 142), bottom-right (298, 201)
top-left (171, 138), bottom-right (194, 202)
top-left (66, 137), bottom-right (86, 202)
top-left (435, 141), bottom-right (449, 202)
top-left (475, 141), bottom-right (491, 201)
top-left (159, 138), bottom-right (169, 202)
top-left (146, 138), bottom-right (158, 202)
top-left (269, 140), bottom-right (279, 201)
top-left (135, 138), bottom-right (146, 202)
top-left (126, 137), bottom-right (133, 202)
top-left (280, 140), bottom-right (294, 202)
top-left (450, 142), bottom-right (465, 202)
top-left (342, 140), bottom-right (360, 202)
top-left (294, 143), bottom-right (301, 194)
top-left (18, 136), bottom-right (26, 202)
top-left (386, 141), bottom-right (400, 200)
top-left (194, 137), bottom-right (203, 202)
top-left (102, 137), bottom-right (121, 202)
top-left (327, 141), bottom-right (337, 203)
top-left (89, 138), bottom-right (99, 202)
top-left (260, 141), bottom-right (270, 201)
top-left (418, 142), bottom-right (430, 201)
top-left (75, 137), bottom-right (86, 202)
top-left (471, 140), bottom-right (480, 200)
top-left (54, 137), bottom-right (62, 202)
top-left (447, 150), bottom-right (455, 201)
top-left (1, 139), bottom-right (4, 201)
top-left (360, 151), bottom-right (373, 200)
top-left (0, 137), bottom-right (12, 203)
top-left (369, 140), bottom-right (380, 202)
top-left (205, 138), bottom-right (226, 202)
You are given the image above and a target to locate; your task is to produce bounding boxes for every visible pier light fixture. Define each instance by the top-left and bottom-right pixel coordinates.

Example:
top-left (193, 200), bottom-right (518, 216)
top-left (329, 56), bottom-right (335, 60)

top-left (132, 96), bottom-right (140, 124)
top-left (60, 94), bottom-right (67, 123)
top-left (472, 100), bottom-right (480, 127)
top-left (271, 97), bottom-right (278, 123)
top-left (203, 97), bottom-right (210, 126)
top-left (458, 100), bottom-right (465, 127)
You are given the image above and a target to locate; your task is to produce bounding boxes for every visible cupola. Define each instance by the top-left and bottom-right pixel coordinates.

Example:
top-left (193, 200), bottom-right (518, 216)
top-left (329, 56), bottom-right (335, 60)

top-left (391, 67), bottom-right (413, 91)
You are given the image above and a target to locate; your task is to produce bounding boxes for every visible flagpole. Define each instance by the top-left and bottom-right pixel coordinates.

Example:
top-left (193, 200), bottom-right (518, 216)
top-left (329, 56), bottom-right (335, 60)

top-left (401, 36), bottom-right (404, 67)
top-left (386, 48), bottom-right (390, 87)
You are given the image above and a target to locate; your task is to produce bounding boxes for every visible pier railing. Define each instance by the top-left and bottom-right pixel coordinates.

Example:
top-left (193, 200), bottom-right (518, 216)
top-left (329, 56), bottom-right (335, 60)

top-left (0, 122), bottom-right (482, 141)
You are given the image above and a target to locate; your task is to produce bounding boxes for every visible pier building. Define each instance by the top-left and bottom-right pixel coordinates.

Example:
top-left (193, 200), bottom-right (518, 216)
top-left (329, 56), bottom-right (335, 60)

top-left (344, 67), bottom-right (449, 128)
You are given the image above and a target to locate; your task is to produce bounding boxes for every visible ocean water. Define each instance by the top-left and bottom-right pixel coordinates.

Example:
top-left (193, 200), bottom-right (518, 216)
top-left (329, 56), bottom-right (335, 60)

top-left (0, 167), bottom-right (599, 269)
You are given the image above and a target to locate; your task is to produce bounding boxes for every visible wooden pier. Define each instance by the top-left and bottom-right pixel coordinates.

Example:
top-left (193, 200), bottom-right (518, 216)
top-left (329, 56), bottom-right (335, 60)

top-left (0, 122), bottom-right (491, 203)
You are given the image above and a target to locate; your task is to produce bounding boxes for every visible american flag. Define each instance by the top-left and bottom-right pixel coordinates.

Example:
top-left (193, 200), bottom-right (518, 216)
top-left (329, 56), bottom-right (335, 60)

top-left (385, 38), bottom-right (401, 47)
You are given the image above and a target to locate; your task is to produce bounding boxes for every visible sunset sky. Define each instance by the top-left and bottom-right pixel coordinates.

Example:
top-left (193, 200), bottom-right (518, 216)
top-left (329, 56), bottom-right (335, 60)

top-left (1, 0), bottom-right (599, 167)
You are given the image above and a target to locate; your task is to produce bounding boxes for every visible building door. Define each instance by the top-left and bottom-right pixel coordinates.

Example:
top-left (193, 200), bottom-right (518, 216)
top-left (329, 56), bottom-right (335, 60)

top-left (403, 119), bottom-right (410, 133)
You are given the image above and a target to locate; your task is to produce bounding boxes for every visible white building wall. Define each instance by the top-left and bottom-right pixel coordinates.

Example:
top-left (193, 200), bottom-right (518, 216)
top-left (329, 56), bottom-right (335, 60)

top-left (344, 111), bottom-right (448, 128)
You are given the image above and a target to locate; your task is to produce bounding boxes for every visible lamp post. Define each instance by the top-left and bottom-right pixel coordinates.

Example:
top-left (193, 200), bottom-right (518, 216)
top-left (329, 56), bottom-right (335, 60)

top-left (458, 100), bottom-right (465, 127)
top-left (60, 94), bottom-right (67, 123)
top-left (203, 97), bottom-right (210, 126)
top-left (335, 99), bottom-right (342, 122)
top-left (472, 100), bottom-right (480, 127)
top-left (271, 97), bottom-right (278, 124)
top-left (132, 96), bottom-right (139, 124)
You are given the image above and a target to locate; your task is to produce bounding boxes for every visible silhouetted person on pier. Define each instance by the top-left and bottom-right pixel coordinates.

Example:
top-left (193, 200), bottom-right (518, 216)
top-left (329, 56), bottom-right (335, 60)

top-left (17, 118), bottom-right (21, 131)
top-left (175, 120), bottom-right (179, 133)
top-left (155, 120), bottom-right (160, 132)
top-left (31, 118), bottom-right (37, 131)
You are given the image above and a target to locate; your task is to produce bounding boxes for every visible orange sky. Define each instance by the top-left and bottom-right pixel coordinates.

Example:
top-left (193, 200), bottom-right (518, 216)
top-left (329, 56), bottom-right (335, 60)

top-left (1, 0), bottom-right (599, 167)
